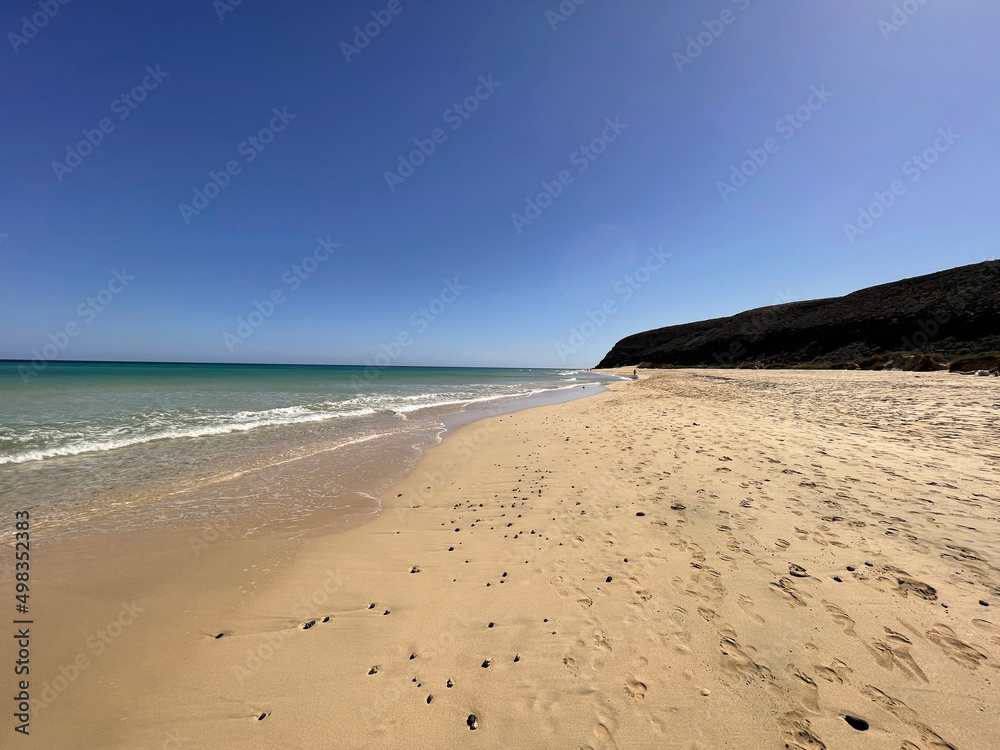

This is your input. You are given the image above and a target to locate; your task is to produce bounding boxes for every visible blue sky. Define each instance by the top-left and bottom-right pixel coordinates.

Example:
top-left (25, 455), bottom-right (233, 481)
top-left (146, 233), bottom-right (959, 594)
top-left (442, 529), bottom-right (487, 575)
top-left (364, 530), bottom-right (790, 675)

top-left (1, 0), bottom-right (998, 368)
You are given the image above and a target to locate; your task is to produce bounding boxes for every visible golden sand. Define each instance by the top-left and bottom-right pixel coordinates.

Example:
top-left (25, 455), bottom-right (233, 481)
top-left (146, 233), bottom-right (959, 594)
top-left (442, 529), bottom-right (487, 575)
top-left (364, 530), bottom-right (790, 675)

top-left (21, 369), bottom-right (1000, 749)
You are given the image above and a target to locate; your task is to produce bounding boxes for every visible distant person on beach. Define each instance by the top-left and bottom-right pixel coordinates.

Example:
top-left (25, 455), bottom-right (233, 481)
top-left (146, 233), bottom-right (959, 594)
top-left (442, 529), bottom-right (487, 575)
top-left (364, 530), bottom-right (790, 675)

top-left (633, 369), bottom-right (637, 379)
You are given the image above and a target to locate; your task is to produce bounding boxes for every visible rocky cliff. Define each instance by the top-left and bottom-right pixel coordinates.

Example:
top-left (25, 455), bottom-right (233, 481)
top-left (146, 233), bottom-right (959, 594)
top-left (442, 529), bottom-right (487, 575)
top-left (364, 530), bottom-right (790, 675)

top-left (597, 260), bottom-right (1000, 369)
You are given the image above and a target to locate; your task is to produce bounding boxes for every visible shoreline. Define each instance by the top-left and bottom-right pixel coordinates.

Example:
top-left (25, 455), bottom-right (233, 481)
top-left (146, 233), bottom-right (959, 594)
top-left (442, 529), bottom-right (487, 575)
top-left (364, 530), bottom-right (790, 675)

top-left (3, 378), bottom-right (611, 546)
top-left (13, 369), bottom-right (1000, 748)
top-left (8, 377), bottom-right (618, 747)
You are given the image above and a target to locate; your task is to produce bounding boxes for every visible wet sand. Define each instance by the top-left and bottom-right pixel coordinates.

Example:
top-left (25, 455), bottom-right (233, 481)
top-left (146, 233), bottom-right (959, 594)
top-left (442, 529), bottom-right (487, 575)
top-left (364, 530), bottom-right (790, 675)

top-left (14, 370), bottom-right (1000, 748)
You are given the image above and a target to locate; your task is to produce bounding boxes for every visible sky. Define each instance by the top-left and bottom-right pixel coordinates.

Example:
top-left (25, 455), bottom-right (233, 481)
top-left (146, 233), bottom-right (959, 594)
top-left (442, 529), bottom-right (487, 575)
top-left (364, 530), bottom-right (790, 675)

top-left (1, 0), bottom-right (998, 368)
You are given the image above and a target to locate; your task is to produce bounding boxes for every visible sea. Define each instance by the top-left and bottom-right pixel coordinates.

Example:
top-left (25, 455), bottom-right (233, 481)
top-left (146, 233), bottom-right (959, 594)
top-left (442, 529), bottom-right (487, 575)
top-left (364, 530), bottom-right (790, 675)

top-left (0, 362), bottom-right (619, 540)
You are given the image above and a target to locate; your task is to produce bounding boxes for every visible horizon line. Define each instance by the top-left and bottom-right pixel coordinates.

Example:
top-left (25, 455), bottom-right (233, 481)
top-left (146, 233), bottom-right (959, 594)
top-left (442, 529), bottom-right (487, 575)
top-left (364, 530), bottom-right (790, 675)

top-left (0, 358), bottom-right (599, 370)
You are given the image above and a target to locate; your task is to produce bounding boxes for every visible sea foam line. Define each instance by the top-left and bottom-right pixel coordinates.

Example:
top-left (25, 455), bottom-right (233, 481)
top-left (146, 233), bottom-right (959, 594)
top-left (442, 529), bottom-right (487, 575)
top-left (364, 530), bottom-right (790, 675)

top-left (0, 383), bottom-right (589, 464)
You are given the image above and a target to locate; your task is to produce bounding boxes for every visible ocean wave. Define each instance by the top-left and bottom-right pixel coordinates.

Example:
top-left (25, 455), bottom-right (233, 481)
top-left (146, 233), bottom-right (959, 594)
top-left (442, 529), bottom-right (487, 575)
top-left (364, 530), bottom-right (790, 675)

top-left (0, 380), bottom-right (599, 465)
top-left (0, 405), bottom-right (379, 464)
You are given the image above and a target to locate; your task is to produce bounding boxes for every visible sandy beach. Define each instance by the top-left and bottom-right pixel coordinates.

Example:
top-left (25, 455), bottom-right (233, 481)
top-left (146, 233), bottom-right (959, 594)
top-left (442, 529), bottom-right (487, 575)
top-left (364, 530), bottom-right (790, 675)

top-left (19, 369), bottom-right (1000, 749)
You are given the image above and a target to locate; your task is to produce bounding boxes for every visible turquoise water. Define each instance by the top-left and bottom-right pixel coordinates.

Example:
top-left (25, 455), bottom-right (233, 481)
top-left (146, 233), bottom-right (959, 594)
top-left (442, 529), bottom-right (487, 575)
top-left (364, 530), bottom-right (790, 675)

top-left (0, 362), bottom-right (618, 535)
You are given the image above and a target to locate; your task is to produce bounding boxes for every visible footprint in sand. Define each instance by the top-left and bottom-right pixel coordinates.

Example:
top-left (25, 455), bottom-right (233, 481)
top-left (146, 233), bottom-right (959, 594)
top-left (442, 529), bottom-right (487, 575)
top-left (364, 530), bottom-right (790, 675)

top-left (737, 594), bottom-right (765, 624)
top-left (813, 659), bottom-right (852, 684)
top-left (926, 624), bottom-right (989, 669)
top-left (822, 601), bottom-right (856, 636)
top-left (788, 669), bottom-right (820, 713)
top-left (754, 559), bottom-right (774, 573)
top-left (770, 578), bottom-right (809, 608)
top-left (862, 685), bottom-right (957, 750)
top-left (624, 679), bottom-right (647, 701)
top-left (777, 711), bottom-right (825, 750)
top-left (867, 637), bottom-right (929, 683)
top-left (895, 573), bottom-right (937, 600)
top-left (719, 632), bottom-right (772, 685)
top-left (593, 634), bottom-right (612, 652)
top-left (697, 606), bottom-right (718, 622)
top-left (972, 619), bottom-right (1000, 646)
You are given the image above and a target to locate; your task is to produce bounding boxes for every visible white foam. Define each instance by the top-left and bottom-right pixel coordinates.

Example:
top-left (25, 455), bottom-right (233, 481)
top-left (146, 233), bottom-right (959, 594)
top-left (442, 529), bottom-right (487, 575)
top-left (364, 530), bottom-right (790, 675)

top-left (0, 405), bottom-right (379, 464)
top-left (1, 377), bottom-right (606, 465)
